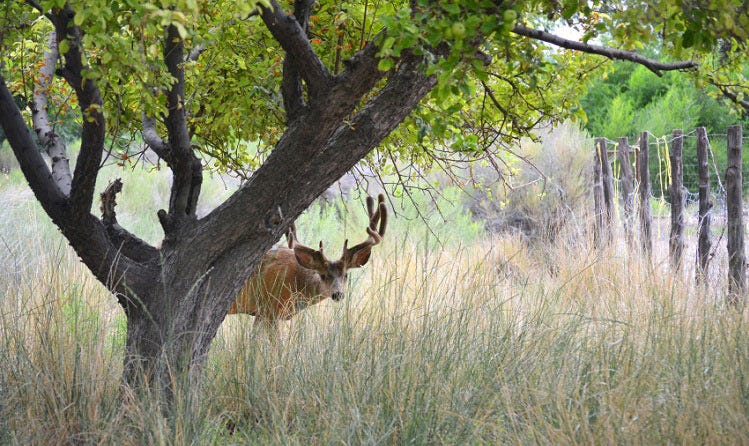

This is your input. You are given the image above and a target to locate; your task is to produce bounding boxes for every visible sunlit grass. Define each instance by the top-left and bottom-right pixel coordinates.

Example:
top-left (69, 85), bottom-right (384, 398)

top-left (1, 159), bottom-right (748, 444)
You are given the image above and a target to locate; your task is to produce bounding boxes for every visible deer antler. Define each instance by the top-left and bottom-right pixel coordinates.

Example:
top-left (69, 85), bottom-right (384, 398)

top-left (287, 221), bottom-right (331, 269)
top-left (285, 222), bottom-right (297, 248)
top-left (342, 194), bottom-right (388, 267)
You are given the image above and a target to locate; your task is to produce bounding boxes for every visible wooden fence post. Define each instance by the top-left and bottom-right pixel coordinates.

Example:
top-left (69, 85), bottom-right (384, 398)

top-left (598, 138), bottom-right (615, 228)
top-left (726, 125), bottom-right (745, 304)
top-left (638, 131), bottom-right (652, 261)
top-left (696, 127), bottom-right (712, 284)
top-left (669, 129), bottom-right (685, 270)
top-left (593, 141), bottom-right (605, 247)
top-left (617, 137), bottom-right (635, 247)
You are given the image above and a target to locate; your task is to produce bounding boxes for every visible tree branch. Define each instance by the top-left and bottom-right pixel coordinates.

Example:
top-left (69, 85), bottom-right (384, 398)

top-left (48, 7), bottom-right (106, 217)
top-left (280, 0), bottom-right (316, 122)
top-left (162, 24), bottom-right (202, 227)
top-left (260, 0), bottom-right (332, 101)
top-left (0, 76), bottom-right (67, 223)
top-left (712, 81), bottom-right (749, 113)
top-left (512, 24), bottom-right (698, 77)
top-left (190, 38), bottom-right (387, 262)
top-left (30, 30), bottom-right (72, 196)
top-left (100, 179), bottom-right (161, 264)
top-left (141, 113), bottom-right (171, 163)
top-left (186, 44), bottom-right (206, 62)
top-left (335, 36), bottom-right (386, 99)
top-left (2, 76), bottom-right (157, 303)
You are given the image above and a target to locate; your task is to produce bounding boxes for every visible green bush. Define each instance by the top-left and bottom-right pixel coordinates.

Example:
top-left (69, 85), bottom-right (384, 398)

top-left (466, 121), bottom-right (592, 242)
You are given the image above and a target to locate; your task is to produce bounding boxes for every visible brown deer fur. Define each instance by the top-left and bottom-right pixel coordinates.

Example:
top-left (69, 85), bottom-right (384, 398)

top-left (228, 195), bottom-right (387, 327)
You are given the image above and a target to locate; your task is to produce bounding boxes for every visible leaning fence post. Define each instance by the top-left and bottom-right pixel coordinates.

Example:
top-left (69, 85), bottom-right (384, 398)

top-left (598, 138), bottom-right (615, 228)
top-left (669, 129), bottom-right (685, 270)
top-left (638, 131), bottom-right (652, 261)
top-left (593, 141), bottom-right (606, 247)
top-left (617, 137), bottom-right (635, 247)
top-left (726, 125), bottom-right (745, 304)
top-left (696, 127), bottom-right (712, 285)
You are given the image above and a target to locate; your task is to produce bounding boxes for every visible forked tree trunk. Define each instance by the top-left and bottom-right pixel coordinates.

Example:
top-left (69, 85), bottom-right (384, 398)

top-left (120, 259), bottom-right (260, 392)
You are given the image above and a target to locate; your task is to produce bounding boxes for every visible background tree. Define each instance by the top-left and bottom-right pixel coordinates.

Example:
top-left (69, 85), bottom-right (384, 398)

top-left (0, 0), bottom-right (744, 396)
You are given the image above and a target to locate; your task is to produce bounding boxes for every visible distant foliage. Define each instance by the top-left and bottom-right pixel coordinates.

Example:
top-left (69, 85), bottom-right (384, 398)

top-left (581, 61), bottom-right (747, 139)
top-left (467, 122), bottom-right (592, 242)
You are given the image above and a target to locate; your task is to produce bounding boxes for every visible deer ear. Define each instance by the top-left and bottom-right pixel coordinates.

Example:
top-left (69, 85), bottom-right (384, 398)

top-left (294, 246), bottom-right (324, 270)
top-left (348, 247), bottom-right (372, 268)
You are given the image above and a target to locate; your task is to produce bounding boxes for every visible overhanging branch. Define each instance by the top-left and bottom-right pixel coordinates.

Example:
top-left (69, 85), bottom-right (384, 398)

top-left (512, 24), bottom-right (698, 76)
top-left (712, 81), bottom-right (749, 113)
top-left (261, 0), bottom-right (332, 100)
top-left (281, 0), bottom-right (316, 121)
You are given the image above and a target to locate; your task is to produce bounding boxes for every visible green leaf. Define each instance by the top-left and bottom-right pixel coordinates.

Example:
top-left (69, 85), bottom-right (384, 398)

top-left (378, 58), bottom-right (394, 72)
top-left (74, 11), bottom-right (85, 27)
top-left (58, 39), bottom-right (70, 55)
top-left (681, 29), bottom-right (695, 48)
top-left (562, 0), bottom-right (579, 19)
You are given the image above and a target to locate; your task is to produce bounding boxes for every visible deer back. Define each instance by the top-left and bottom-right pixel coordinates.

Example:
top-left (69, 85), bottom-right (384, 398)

top-left (228, 248), bottom-right (330, 321)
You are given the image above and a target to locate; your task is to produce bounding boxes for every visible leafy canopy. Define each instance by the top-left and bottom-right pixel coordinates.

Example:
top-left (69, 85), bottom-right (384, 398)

top-left (1, 0), bottom-right (746, 178)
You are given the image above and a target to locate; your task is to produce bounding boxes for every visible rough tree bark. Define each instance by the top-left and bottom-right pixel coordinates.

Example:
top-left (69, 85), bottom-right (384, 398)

top-left (725, 125), bottom-right (745, 304)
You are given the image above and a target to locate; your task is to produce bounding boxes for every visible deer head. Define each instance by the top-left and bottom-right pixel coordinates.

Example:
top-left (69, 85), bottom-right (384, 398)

top-left (228, 194), bottom-right (389, 324)
top-left (288, 194), bottom-right (388, 301)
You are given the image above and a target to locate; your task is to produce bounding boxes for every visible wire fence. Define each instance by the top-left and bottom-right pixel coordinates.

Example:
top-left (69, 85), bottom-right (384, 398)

top-left (599, 129), bottom-right (749, 212)
top-left (593, 127), bottom-right (748, 290)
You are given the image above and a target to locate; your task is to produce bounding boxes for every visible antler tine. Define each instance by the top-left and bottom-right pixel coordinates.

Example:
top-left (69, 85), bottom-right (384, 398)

top-left (287, 224), bottom-right (329, 263)
top-left (366, 195), bottom-right (375, 220)
top-left (341, 195), bottom-right (388, 265)
top-left (341, 239), bottom-right (349, 258)
top-left (377, 197), bottom-right (387, 237)
top-left (286, 222), bottom-right (297, 248)
top-left (367, 194), bottom-right (385, 230)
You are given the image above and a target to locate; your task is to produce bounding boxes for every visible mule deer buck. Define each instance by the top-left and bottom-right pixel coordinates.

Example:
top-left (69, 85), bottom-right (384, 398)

top-left (228, 194), bottom-right (388, 329)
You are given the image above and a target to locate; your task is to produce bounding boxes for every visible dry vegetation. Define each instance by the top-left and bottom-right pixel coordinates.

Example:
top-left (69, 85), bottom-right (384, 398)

top-left (1, 131), bottom-right (748, 444)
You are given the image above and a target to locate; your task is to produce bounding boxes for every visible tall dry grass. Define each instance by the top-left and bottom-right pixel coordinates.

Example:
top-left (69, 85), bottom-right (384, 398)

top-left (1, 136), bottom-right (748, 443)
top-left (2, 186), bottom-right (748, 443)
